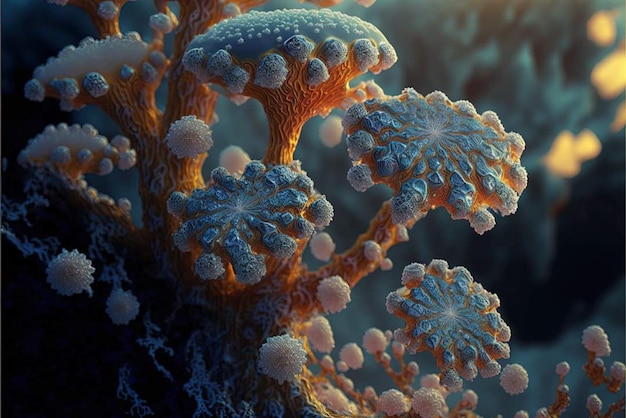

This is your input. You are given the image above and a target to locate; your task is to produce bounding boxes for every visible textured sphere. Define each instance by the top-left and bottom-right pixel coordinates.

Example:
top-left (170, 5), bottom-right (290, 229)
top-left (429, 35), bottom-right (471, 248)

top-left (306, 316), bottom-right (335, 353)
top-left (317, 275), bottom-right (351, 313)
top-left (582, 325), bottom-right (611, 356)
top-left (105, 288), bottom-right (140, 325)
top-left (499, 364), bottom-right (529, 395)
top-left (165, 115), bottom-right (213, 158)
top-left (258, 335), bottom-right (307, 384)
top-left (411, 387), bottom-right (448, 418)
top-left (46, 249), bottom-right (95, 297)
top-left (378, 389), bottom-right (409, 416)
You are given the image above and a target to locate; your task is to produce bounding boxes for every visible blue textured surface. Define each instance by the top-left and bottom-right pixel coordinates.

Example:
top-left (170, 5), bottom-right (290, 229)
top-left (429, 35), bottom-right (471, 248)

top-left (172, 162), bottom-right (331, 284)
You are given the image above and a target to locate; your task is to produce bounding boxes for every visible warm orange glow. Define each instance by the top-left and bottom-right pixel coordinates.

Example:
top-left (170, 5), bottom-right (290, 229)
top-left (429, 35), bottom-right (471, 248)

top-left (543, 129), bottom-right (602, 178)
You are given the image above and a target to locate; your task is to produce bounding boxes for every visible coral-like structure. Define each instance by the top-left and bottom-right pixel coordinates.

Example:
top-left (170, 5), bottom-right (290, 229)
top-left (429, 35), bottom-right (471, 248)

top-left (386, 260), bottom-right (511, 389)
top-left (342, 88), bottom-right (527, 233)
top-left (2, 0), bottom-right (624, 417)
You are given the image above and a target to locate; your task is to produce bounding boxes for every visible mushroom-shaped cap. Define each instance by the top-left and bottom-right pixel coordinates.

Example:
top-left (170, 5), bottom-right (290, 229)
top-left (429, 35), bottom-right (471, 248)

top-left (343, 87), bottom-right (527, 234)
top-left (185, 9), bottom-right (395, 78)
top-left (183, 9), bottom-right (397, 164)
top-left (24, 33), bottom-right (164, 111)
top-left (18, 123), bottom-right (137, 179)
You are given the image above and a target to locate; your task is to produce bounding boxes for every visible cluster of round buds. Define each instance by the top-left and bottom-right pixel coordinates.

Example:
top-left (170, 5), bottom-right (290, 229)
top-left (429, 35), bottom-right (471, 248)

top-left (342, 87), bottom-right (528, 234)
top-left (168, 161), bottom-right (333, 284)
top-left (18, 123), bottom-right (136, 179)
top-left (24, 32), bottom-right (165, 111)
top-left (386, 260), bottom-right (511, 390)
top-left (183, 9), bottom-right (396, 94)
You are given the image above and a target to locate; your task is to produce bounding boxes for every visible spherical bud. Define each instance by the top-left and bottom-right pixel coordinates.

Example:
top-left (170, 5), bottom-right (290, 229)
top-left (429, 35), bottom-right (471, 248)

top-left (258, 335), bottom-right (307, 384)
top-left (97, 1), bottom-right (118, 20)
top-left (320, 355), bottom-right (334, 371)
top-left (306, 316), bottom-right (335, 353)
top-left (378, 389), bottom-right (409, 416)
top-left (610, 361), bottom-right (626, 381)
top-left (411, 387), bottom-right (448, 418)
top-left (317, 275), bottom-right (351, 313)
top-left (555, 361), bottom-right (570, 378)
top-left (362, 328), bottom-right (388, 355)
top-left (165, 115), bottom-right (213, 158)
top-left (319, 115), bottom-right (343, 148)
top-left (339, 343), bottom-right (364, 369)
top-left (500, 364), bottom-right (529, 395)
top-left (586, 394), bottom-right (602, 413)
top-left (309, 232), bottom-right (336, 262)
top-left (106, 288), bottom-right (140, 325)
top-left (582, 325), bottom-right (611, 356)
top-left (46, 249), bottom-right (95, 297)
top-left (149, 13), bottom-right (174, 34)
top-left (219, 145), bottom-right (251, 176)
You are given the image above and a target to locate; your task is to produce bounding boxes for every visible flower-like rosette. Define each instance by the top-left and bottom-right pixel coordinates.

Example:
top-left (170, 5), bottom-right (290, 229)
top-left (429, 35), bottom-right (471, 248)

top-left (169, 161), bottom-right (333, 285)
top-left (343, 87), bottom-right (528, 234)
top-left (386, 260), bottom-right (511, 389)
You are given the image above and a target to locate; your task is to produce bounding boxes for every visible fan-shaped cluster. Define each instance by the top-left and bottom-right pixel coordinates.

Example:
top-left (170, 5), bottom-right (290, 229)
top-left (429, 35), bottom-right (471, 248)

top-left (343, 88), bottom-right (527, 234)
top-left (24, 32), bottom-right (164, 111)
top-left (168, 161), bottom-right (333, 284)
top-left (386, 260), bottom-right (511, 389)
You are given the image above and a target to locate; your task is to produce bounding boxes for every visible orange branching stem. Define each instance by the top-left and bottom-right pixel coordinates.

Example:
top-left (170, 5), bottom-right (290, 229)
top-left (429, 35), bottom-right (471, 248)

top-left (234, 44), bottom-right (366, 165)
top-left (290, 202), bottom-right (412, 316)
top-left (310, 201), bottom-right (413, 287)
top-left (68, 0), bottom-right (131, 36)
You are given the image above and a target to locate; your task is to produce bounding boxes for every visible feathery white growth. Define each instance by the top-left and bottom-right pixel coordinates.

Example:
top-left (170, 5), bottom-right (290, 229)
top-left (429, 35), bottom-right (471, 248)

top-left (106, 288), bottom-right (140, 325)
top-left (219, 145), bottom-right (251, 176)
top-left (258, 335), bottom-right (307, 384)
top-left (165, 115), bottom-right (213, 158)
top-left (317, 275), bottom-right (351, 313)
top-left (46, 249), bottom-right (95, 297)
top-left (319, 115), bottom-right (343, 148)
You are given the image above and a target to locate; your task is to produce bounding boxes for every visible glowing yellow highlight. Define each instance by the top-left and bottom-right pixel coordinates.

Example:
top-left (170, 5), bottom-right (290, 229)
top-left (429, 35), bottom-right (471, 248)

top-left (587, 10), bottom-right (619, 46)
top-left (611, 101), bottom-right (626, 132)
top-left (543, 129), bottom-right (602, 178)
top-left (591, 43), bottom-right (626, 100)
